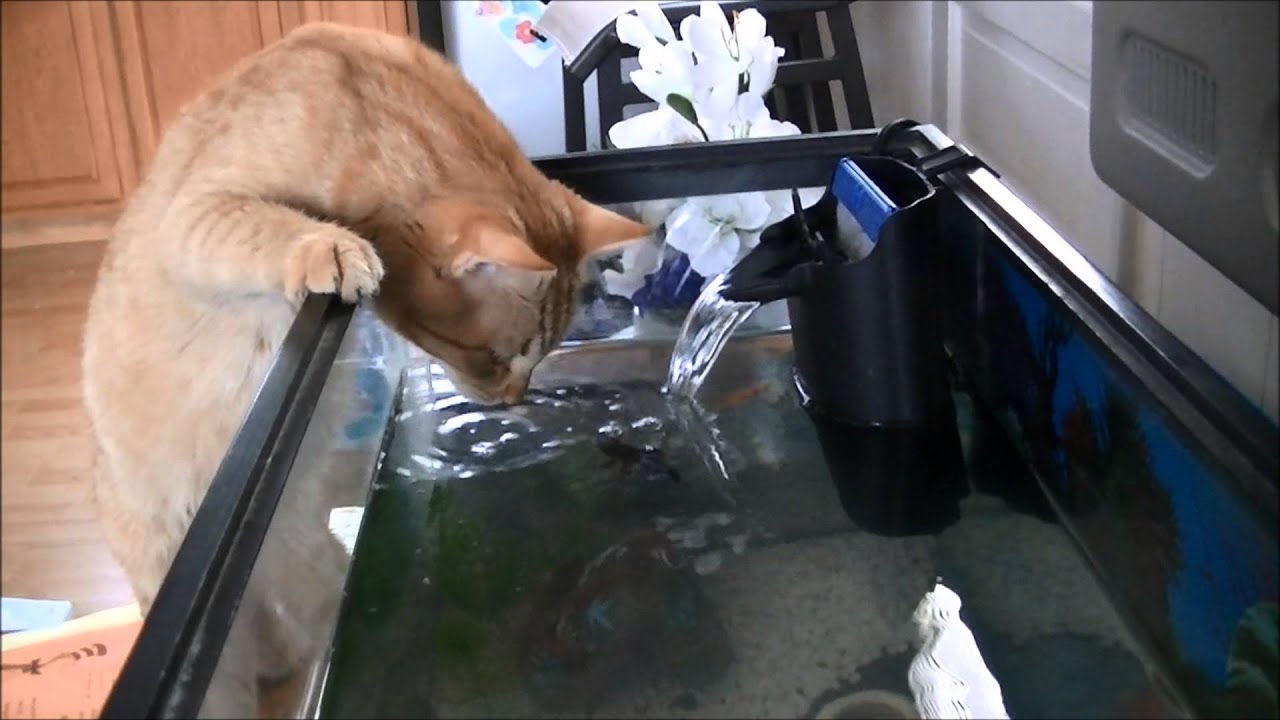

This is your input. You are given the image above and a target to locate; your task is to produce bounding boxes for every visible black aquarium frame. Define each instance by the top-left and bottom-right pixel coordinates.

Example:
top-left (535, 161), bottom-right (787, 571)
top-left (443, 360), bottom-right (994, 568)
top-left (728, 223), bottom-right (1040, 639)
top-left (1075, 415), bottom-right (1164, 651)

top-left (100, 126), bottom-right (1277, 719)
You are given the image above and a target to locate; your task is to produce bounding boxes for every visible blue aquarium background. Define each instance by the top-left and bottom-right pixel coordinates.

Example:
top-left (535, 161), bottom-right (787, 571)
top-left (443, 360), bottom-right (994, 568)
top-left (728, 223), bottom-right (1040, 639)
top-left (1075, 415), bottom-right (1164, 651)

top-left (935, 190), bottom-right (1278, 716)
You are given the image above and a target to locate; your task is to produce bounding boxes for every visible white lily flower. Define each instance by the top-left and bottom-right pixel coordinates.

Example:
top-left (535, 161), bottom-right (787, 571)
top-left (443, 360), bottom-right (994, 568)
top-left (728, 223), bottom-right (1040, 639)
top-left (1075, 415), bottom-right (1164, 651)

top-left (601, 236), bottom-right (662, 299)
top-left (680, 4), bottom-right (782, 94)
top-left (682, 3), bottom-right (743, 108)
top-left (602, 0), bottom-right (814, 295)
top-left (616, 3), bottom-right (677, 49)
top-left (680, 2), bottom-right (739, 69)
top-left (608, 104), bottom-right (704, 149)
top-left (691, 64), bottom-right (741, 118)
top-left (746, 35), bottom-right (784, 96)
top-left (700, 93), bottom-right (801, 142)
top-left (616, 12), bottom-right (656, 50)
top-left (637, 197), bottom-right (684, 228)
top-left (733, 8), bottom-right (768, 58)
top-left (663, 192), bottom-right (775, 277)
top-left (748, 113), bottom-right (802, 139)
top-left (631, 41), bottom-right (697, 105)
top-left (707, 93), bottom-right (763, 141)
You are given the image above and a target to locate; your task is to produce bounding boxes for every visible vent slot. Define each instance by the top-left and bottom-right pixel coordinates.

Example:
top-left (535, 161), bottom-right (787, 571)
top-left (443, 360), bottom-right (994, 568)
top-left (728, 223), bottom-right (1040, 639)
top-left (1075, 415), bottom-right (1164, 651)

top-left (1122, 33), bottom-right (1218, 167)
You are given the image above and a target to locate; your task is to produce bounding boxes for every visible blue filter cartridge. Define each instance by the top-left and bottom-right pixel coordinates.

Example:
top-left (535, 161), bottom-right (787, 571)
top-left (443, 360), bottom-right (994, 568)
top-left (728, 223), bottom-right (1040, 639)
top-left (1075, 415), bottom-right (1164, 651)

top-left (831, 158), bottom-right (899, 261)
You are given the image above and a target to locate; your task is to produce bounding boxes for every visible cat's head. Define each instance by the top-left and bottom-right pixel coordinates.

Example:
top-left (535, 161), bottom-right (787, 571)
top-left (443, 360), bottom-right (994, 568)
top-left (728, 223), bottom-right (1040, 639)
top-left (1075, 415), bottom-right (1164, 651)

top-left (376, 182), bottom-right (651, 405)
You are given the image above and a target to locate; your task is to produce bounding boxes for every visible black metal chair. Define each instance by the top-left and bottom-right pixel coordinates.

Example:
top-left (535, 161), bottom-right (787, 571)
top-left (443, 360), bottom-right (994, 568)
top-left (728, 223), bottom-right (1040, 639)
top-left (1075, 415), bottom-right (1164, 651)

top-left (562, 0), bottom-right (875, 152)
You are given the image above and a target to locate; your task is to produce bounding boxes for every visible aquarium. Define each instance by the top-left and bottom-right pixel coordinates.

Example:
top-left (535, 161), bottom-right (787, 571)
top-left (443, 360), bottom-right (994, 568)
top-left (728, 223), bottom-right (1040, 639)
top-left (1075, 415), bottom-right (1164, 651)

top-left (104, 127), bottom-right (1274, 720)
top-left (317, 331), bottom-right (1171, 719)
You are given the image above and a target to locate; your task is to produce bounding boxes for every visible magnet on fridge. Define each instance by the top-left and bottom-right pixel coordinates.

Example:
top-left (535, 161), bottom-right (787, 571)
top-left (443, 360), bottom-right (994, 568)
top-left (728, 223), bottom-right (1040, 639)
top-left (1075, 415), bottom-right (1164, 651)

top-left (472, 0), bottom-right (556, 68)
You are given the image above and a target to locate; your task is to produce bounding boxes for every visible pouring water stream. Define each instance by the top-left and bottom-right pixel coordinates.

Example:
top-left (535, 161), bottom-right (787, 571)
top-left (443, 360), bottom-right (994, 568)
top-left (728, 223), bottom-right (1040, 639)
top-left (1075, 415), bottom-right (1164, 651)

top-left (663, 187), bottom-right (828, 399)
top-left (663, 272), bottom-right (762, 398)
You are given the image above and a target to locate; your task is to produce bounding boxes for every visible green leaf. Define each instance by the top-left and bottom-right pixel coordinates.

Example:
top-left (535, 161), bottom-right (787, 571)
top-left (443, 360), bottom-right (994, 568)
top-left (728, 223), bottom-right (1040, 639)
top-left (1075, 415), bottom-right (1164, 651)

top-left (666, 93), bottom-right (699, 127)
top-left (665, 93), bottom-right (710, 142)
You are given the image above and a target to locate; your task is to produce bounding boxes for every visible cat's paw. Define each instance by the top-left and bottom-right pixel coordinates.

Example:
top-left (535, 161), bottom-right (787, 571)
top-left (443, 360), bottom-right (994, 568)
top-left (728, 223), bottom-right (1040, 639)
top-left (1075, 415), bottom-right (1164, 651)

top-left (285, 227), bottom-right (385, 303)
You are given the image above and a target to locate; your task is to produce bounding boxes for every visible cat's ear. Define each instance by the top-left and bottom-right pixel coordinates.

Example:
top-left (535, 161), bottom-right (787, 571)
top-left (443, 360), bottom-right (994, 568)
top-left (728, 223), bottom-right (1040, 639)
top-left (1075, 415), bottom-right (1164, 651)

top-left (450, 221), bottom-right (556, 277)
top-left (572, 197), bottom-right (653, 260)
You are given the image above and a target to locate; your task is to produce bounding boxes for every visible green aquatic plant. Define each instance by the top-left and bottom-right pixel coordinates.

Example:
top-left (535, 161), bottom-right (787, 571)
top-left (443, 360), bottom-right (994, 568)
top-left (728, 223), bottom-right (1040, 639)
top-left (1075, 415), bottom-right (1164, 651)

top-left (425, 483), bottom-right (540, 619)
top-left (418, 420), bottom-right (746, 709)
top-left (422, 440), bottom-right (616, 616)
top-left (420, 445), bottom-right (622, 703)
top-left (431, 606), bottom-right (488, 659)
top-left (423, 484), bottom-right (539, 701)
top-left (1221, 602), bottom-right (1278, 718)
top-left (558, 446), bottom-right (606, 510)
top-left (1171, 602), bottom-right (1278, 719)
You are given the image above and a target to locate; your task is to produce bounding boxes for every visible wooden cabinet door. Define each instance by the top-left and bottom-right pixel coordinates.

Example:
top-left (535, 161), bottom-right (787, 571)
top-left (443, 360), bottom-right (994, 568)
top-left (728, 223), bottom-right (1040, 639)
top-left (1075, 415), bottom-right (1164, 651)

top-left (0, 1), bottom-right (133, 214)
top-left (1, 1), bottom-right (411, 225)
top-left (110, 0), bottom-right (410, 178)
top-left (109, 1), bottom-right (286, 175)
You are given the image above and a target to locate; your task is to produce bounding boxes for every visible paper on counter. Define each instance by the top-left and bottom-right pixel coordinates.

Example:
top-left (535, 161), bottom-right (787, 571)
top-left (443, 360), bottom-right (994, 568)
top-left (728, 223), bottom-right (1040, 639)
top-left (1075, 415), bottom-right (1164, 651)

top-left (1, 603), bottom-right (142, 720)
top-left (1, 597), bottom-right (72, 634)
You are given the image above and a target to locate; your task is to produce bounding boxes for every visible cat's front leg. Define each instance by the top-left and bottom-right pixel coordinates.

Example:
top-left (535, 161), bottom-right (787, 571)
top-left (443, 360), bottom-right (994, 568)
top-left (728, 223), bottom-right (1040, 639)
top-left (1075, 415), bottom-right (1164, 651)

top-left (168, 193), bottom-right (384, 303)
top-left (197, 608), bottom-right (260, 719)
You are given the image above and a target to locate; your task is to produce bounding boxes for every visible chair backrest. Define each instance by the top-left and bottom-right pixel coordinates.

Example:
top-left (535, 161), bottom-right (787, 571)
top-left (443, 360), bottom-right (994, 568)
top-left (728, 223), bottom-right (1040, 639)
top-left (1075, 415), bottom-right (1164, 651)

top-left (562, 0), bottom-right (875, 152)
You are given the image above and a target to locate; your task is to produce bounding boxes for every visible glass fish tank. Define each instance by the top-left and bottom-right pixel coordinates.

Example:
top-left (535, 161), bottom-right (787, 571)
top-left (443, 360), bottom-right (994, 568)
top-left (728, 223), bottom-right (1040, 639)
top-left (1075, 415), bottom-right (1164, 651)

top-left (100, 127), bottom-right (1275, 720)
top-left (314, 330), bottom-right (1175, 719)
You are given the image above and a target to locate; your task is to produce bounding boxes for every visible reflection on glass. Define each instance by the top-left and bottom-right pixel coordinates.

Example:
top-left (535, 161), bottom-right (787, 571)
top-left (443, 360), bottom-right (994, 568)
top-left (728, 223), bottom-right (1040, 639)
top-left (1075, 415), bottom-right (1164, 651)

top-left (194, 306), bottom-right (409, 719)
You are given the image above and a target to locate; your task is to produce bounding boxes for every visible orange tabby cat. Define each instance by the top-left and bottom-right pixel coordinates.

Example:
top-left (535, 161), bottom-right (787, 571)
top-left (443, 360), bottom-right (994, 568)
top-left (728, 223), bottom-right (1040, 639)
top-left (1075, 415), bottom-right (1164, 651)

top-left (82, 22), bottom-right (649, 717)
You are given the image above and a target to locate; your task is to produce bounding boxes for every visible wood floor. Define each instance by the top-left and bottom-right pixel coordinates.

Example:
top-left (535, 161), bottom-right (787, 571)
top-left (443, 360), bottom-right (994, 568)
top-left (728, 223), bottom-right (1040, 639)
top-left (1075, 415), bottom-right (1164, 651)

top-left (1, 240), bottom-right (318, 713)
top-left (0, 239), bottom-right (136, 616)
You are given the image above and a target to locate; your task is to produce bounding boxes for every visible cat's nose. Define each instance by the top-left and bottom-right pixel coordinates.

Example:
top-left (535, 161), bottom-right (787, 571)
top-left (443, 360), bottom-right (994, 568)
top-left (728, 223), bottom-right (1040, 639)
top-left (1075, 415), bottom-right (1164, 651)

top-left (501, 384), bottom-right (523, 405)
top-left (500, 375), bottom-right (529, 405)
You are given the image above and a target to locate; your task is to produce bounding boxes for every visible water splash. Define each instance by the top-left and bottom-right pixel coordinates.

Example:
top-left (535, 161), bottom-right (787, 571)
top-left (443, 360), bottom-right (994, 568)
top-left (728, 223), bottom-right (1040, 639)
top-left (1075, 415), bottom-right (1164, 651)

top-left (665, 394), bottom-right (738, 503)
top-left (663, 273), bottom-right (761, 398)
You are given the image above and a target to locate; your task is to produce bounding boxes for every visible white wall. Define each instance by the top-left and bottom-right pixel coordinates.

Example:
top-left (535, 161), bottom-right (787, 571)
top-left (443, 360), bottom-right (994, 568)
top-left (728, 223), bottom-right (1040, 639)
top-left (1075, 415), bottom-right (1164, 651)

top-left (851, 0), bottom-right (1278, 421)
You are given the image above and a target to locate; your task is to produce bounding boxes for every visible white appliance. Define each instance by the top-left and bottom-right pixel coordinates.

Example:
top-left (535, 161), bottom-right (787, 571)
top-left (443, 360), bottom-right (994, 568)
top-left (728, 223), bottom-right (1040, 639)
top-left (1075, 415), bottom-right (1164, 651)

top-left (441, 1), bottom-right (602, 157)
